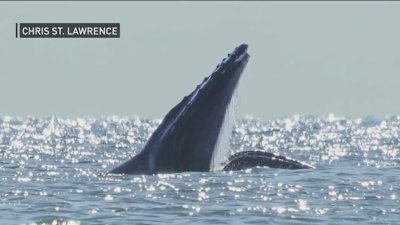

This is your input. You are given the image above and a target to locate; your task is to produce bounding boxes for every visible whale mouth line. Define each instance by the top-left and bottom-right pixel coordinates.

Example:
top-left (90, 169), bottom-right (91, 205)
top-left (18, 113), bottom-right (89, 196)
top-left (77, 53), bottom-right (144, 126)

top-left (109, 44), bottom-right (312, 175)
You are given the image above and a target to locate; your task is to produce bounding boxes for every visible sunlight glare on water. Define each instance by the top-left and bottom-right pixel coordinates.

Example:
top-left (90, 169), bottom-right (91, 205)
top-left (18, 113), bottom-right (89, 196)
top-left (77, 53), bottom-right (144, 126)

top-left (0, 115), bottom-right (399, 224)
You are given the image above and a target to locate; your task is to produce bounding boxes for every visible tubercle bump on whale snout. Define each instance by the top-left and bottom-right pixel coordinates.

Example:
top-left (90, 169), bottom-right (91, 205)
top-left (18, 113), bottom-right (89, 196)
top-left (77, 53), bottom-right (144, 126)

top-left (213, 44), bottom-right (249, 71)
top-left (236, 43), bottom-right (248, 54)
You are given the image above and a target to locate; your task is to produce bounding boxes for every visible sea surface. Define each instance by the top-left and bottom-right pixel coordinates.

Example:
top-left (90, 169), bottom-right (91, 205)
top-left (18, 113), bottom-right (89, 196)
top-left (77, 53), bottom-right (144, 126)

top-left (0, 115), bottom-right (399, 225)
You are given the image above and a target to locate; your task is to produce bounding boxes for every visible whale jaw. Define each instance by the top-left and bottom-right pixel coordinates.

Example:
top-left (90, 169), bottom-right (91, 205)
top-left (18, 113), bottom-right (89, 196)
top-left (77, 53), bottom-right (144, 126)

top-left (223, 151), bottom-right (314, 171)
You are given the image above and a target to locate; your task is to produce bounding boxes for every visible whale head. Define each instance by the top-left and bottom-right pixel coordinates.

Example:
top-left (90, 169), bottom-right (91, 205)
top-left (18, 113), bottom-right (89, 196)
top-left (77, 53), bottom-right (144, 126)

top-left (110, 44), bottom-right (250, 174)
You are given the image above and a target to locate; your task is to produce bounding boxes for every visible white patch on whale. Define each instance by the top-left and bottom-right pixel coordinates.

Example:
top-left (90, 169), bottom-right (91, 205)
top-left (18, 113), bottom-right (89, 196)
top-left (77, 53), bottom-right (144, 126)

top-left (209, 83), bottom-right (239, 172)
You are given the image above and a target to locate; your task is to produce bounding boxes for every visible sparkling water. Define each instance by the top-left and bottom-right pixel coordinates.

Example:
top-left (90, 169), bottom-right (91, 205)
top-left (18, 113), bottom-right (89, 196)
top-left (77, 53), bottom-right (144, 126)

top-left (1, 115), bottom-right (399, 224)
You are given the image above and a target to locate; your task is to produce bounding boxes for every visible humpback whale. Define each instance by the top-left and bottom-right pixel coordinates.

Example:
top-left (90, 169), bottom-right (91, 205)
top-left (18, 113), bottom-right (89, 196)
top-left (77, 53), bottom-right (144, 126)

top-left (110, 44), bottom-right (312, 175)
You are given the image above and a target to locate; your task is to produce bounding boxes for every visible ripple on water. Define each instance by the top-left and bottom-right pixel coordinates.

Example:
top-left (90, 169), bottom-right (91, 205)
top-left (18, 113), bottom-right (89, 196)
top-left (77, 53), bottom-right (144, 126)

top-left (0, 115), bottom-right (399, 224)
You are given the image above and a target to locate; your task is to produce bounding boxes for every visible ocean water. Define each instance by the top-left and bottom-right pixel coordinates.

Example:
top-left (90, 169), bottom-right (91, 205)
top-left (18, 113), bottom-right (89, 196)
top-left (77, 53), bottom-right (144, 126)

top-left (0, 115), bottom-right (399, 225)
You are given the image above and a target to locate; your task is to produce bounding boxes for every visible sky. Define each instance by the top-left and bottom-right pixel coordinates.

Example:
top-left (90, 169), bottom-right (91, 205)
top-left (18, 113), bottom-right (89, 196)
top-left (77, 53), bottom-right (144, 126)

top-left (1, 1), bottom-right (400, 120)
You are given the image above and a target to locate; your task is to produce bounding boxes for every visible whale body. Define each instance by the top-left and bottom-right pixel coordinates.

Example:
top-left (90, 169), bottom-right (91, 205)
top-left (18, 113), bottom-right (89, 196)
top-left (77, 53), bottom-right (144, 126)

top-left (110, 44), bottom-right (312, 175)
